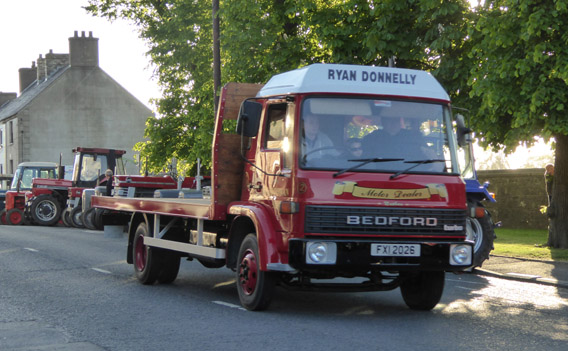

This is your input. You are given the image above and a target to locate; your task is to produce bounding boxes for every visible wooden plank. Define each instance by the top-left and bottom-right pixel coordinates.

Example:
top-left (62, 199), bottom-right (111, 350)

top-left (219, 82), bottom-right (263, 120)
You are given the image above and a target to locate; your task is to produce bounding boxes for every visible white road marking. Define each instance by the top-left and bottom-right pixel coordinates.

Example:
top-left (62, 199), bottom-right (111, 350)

top-left (91, 268), bottom-right (112, 274)
top-left (24, 248), bottom-right (39, 252)
top-left (212, 300), bottom-right (246, 311)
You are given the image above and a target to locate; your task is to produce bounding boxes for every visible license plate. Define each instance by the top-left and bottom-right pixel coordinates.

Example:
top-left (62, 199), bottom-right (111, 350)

top-left (371, 244), bottom-right (420, 257)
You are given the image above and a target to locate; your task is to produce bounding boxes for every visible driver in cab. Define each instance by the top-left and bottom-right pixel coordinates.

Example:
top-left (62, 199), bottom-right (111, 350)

top-left (301, 113), bottom-right (338, 163)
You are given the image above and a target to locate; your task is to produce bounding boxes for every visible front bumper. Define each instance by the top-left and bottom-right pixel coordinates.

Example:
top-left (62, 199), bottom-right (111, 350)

top-left (288, 238), bottom-right (473, 274)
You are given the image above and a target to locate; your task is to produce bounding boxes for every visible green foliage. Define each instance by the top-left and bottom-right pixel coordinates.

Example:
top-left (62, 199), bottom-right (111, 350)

top-left (86, 0), bottom-right (471, 175)
top-left (467, 0), bottom-right (568, 151)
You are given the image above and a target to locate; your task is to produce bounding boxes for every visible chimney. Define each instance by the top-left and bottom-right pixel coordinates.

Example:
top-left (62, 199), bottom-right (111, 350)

top-left (37, 54), bottom-right (47, 82)
top-left (45, 49), bottom-right (69, 76)
top-left (0, 92), bottom-right (17, 107)
top-left (69, 30), bottom-right (99, 67)
top-left (18, 61), bottom-right (37, 93)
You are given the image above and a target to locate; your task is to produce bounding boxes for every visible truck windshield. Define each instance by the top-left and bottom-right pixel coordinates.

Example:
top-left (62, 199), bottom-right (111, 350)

top-left (299, 97), bottom-right (459, 175)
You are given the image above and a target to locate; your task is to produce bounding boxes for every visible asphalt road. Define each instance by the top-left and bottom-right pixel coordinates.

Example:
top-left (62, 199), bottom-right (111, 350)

top-left (1, 225), bottom-right (567, 351)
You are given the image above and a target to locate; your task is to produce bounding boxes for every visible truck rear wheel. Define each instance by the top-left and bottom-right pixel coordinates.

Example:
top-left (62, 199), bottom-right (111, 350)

top-left (400, 271), bottom-right (445, 311)
top-left (236, 234), bottom-right (276, 311)
top-left (467, 205), bottom-right (495, 267)
top-left (30, 195), bottom-right (61, 226)
top-left (133, 222), bottom-right (161, 284)
top-left (157, 252), bottom-right (181, 284)
top-left (0, 209), bottom-right (7, 224)
top-left (6, 208), bottom-right (24, 225)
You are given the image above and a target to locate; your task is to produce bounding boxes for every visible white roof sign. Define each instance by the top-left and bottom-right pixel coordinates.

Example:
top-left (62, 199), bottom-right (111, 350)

top-left (257, 63), bottom-right (450, 101)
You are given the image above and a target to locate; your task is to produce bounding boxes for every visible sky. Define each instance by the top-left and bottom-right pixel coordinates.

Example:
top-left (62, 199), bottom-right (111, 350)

top-left (0, 0), bottom-right (159, 109)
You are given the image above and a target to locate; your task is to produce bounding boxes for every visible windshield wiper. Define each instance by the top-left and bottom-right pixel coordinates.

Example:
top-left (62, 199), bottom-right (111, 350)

top-left (333, 158), bottom-right (404, 178)
top-left (389, 159), bottom-right (447, 180)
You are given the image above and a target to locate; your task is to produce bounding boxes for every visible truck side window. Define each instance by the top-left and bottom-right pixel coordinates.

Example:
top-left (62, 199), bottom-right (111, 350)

top-left (265, 106), bottom-right (286, 150)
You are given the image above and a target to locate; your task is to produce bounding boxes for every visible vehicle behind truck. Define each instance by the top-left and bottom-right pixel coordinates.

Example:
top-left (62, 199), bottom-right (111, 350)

top-left (92, 63), bottom-right (473, 311)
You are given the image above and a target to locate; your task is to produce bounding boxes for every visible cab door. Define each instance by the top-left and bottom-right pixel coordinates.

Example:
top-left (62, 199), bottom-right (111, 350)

top-left (250, 102), bottom-right (295, 231)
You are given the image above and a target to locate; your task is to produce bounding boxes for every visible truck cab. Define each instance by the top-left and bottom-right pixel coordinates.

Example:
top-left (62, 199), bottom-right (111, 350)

top-left (232, 64), bottom-right (471, 308)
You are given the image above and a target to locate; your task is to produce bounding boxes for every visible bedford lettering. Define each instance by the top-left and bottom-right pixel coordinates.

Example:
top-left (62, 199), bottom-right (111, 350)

top-left (346, 216), bottom-right (437, 226)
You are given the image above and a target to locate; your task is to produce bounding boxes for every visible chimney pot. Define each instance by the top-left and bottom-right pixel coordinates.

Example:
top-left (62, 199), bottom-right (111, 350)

top-left (69, 31), bottom-right (99, 67)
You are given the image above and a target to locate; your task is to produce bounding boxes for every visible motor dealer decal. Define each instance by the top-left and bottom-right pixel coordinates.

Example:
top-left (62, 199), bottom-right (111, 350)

top-left (332, 181), bottom-right (447, 200)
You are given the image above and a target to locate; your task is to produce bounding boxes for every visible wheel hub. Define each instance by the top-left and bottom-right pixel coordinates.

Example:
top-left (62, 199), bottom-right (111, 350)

top-left (238, 249), bottom-right (258, 296)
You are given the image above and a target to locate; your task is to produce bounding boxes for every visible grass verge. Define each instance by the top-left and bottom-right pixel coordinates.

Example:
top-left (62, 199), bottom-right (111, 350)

top-left (492, 228), bottom-right (568, 262)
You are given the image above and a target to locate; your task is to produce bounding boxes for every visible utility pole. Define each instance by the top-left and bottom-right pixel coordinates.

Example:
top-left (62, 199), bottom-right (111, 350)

top-left (212, 0), bottom-right (221, 113)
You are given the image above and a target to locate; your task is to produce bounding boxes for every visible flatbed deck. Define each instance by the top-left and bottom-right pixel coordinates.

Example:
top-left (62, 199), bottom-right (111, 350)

top-left (91, 195), bottom-right (212, 219)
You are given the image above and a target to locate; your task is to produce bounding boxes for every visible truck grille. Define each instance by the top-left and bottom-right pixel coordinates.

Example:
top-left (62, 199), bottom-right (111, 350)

top-left (305, 205), bottom-right (466, 237)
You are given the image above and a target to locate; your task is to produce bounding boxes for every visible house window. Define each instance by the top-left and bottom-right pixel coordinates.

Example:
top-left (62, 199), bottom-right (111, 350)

top-left (10, 160), bottom-right (14, 174)
top-left (9, 121), bottom-right (14, 144)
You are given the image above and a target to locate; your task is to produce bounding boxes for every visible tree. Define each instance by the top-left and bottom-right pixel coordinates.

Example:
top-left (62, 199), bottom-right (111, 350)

top-left (87, 0), bottom-right (471, 170)
top-left (467, 0), bottom-right (568, 248)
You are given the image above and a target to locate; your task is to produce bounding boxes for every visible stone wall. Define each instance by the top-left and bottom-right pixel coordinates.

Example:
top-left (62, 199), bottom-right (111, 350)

top-left (477, 168), bottom-right (549, 230)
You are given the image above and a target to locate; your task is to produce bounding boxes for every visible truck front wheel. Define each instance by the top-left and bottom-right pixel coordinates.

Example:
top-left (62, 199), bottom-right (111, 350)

top-left (30, 195), bottom-right (61, 226)
top-left (133, 222), bottom-right (161, 285)
top-left (400, 271), bottom-right (445, 311)
top-left (236, 234), bottom-right (276, 311)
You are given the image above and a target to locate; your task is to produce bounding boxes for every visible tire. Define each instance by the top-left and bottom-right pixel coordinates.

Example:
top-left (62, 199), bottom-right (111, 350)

top-left (400, 271), bottom-right (445, 311)
top-left (466, 205), bottom-right (495, 268)
top-left (70, 206), bottom-right (84, 228)
top-left (132, 222), bottom-right (161, 285)
top-left (157, 251), bottom-right (181, 284)
top-left (6, 208), bottom-right (24, 225)
top-left (61, 207), bottom-right (72, 227)
top-left (83, 207), bottom-right (98, 230)
top-left (236, 234), bottom-right (276, 311)
top-left (30, 194), bottom-right (61, 226)
top-left (93, 209), bottom-right (105, 230)
top-left (0, 209), bottom-right (7, 225)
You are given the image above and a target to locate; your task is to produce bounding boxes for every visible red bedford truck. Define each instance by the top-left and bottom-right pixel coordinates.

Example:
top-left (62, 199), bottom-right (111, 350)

top-left (91, 63), bottom-right (473, 311)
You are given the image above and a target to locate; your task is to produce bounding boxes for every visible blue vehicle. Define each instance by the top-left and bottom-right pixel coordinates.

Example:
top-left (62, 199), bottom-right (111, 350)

top-left (456, 114), bottom-right (497, 267)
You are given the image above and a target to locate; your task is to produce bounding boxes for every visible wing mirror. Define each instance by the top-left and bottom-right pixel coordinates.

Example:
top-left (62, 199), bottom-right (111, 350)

top-left (236, 100), bottom-right (262, 137)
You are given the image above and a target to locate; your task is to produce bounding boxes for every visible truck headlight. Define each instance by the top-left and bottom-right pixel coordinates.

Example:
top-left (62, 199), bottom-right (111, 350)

top-left (450, 244), bottom-right (472, 266)
top-left (306, 242), bottom-right (336, 264)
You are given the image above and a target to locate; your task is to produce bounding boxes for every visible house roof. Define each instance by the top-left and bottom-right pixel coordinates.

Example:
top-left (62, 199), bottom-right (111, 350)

top-left (0, 65), bottom-right (70, 121)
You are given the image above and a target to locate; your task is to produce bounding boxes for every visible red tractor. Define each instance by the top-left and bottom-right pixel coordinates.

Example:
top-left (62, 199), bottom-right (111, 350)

top-left (27, 147), bottom-right (126, 226)
top-left (0, 162), bottom-right (58, 225)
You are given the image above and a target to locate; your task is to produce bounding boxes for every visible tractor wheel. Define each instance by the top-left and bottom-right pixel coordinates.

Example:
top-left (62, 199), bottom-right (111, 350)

top-left (61, 207), bottom-right (72, 227)
top-left (236, 234), bottom-right (276, 311)
top-left (6, 208), bottom-right (25, 225)
top-left (0, 209), bottom-right (7, 224)
top-left (466, 204), bottom-right (495, 268)
top-left (70, 206), bottom-right (84, 228)
top-left (30, 194), bottom-right (61, 226)
top-left (82, 207), bottom-right (98, 230)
